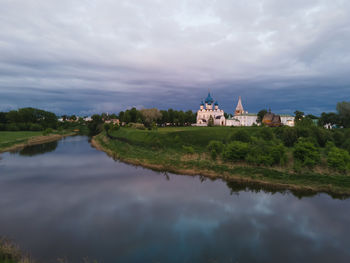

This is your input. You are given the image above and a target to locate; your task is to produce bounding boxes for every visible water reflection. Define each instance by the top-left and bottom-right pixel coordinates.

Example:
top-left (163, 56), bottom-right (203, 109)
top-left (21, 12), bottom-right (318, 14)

top-left (0, 136), bottom-right (350, 263)
top-left (17, 141), bottom-right (58, 156)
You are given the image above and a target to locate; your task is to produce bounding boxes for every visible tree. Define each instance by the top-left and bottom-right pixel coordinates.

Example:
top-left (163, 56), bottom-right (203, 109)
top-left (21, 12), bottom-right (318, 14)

top-left (257, 109), bottom-right (267, 124)
top-left (318, 112), bottom-right (339, 128)
top-left (208, 115), bottom-right (214, 127)
top-left (140, 108), bottom-right (162, 127)
top-left (185, 110), bottom-right (196, 125)
top-left (294, 110), bottom-right (304, 124)
top-left (87, 114), bottom-right (103, 135)
top-left (337, 101), bottom-right (350, 128)
top-left (168, 109), bottom-right (175, 124)
top-left (119, 111), bottom-right (125, 122)
top-left (0, 112), bottom-right (7, 124)
top-left (129, 107), bottom-right (138, 123)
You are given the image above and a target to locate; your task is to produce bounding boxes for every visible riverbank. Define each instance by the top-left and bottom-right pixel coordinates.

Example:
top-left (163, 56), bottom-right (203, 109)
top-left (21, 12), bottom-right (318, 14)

top-left (92, 127), bottom-right (350, 197)
top-left (0, 131), bottom-right (76, 153)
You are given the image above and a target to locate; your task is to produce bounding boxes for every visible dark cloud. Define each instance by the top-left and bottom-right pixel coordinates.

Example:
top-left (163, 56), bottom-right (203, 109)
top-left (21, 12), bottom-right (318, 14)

top-left (0, 0), bottom-right (350, 115)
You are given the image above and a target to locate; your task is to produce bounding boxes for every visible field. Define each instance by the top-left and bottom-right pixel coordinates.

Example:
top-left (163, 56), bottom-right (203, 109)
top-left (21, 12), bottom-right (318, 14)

top-left (93, 126), bottom-right (350, 197)
top-left (0, 131), bottom-right (43, 151)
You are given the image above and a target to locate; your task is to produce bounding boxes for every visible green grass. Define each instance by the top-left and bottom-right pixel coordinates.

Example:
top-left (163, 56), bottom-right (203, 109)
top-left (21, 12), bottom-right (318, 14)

top-left (108, 126), bottom-right (261, 151)
top-left (0, 131), bottom-right (42, 150)
top-left (97, 127), bottom-right (350, 196)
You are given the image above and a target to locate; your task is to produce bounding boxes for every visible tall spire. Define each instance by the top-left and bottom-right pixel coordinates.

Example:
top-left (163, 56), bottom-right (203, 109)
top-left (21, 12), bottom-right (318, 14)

top-left (235, 96), bottom-right (244, 115)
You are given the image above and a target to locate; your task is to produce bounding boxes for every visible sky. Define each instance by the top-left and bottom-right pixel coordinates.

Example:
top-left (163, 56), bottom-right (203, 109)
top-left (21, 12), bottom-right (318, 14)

top-left (0, 0), bottom-right (350, 116)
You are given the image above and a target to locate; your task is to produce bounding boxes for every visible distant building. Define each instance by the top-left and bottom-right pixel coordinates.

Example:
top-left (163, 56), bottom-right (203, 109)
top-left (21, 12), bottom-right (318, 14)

top-left (280, 115), bottom-right (295, 127)
top-left (226, 97), bottom-right (258, 126)
top-left (194, 93), bottom-right (294, 127)
top-left (105, 119), bottom-right (120, 125)
top-left (195, 92), bottom-right (226, 126)
top-left (262, 110), bottom-right (282, 127)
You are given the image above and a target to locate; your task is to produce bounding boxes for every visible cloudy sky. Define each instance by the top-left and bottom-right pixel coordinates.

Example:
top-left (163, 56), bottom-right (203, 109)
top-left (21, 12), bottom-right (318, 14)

top-left (1, 0), bottom-right (350, 115)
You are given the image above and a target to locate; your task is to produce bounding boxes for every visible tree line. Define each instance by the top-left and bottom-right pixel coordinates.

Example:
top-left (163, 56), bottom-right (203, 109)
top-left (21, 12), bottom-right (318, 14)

top-left (87, 108), bottom-right (197, 135)
top-left (0, 107), bottom-right (58, 131)
top-left (117, 108), bottom-right (196, 126)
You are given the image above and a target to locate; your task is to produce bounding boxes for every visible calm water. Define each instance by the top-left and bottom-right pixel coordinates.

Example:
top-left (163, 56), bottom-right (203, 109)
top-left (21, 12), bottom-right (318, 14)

top-left (0, 136), bottom-right (350, 263)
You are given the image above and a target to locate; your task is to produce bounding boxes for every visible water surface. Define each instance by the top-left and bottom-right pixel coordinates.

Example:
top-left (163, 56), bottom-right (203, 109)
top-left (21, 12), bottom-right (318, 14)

top-left (0, 136), bottom-right (349, 263)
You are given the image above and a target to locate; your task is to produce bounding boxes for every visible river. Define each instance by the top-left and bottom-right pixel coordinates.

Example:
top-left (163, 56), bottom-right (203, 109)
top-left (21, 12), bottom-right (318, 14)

top-left (0, 136), bottom-right (349, 263)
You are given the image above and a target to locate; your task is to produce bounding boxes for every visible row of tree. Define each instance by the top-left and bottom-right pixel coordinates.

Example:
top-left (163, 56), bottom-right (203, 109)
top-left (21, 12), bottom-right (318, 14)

top-left (87, 108), bottom-right (197, 135)
top-left (0, 108), bottom-right (58, 131)
top-left (117, 108), bottom-right (197, 126)
top-left (255, 101), bottom-right (350, 128)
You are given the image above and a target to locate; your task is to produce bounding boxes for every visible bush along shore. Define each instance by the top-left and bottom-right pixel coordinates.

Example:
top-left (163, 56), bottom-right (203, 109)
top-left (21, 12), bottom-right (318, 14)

top-left (92, 125), bottom-right (350, 197)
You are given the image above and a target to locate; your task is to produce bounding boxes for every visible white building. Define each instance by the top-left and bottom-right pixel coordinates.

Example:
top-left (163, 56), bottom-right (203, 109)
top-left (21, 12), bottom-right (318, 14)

top-left (195, 93), bottom-right (226, 126)
top-left (194, 94), bottom-right (295, 127)
top-left (280, 115), bottom-right (295, 127)
top-left (226, 97), bottom-right (258, 126)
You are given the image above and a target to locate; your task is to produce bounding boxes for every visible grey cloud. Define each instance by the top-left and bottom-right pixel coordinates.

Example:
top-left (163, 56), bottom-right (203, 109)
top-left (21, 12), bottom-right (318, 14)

top-left (0, 0), bottom-right (350, 114)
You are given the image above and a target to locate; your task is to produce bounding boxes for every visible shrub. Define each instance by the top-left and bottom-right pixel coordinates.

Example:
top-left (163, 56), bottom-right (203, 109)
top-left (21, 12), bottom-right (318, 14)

top-left (111, 124), bottom-right (120, 132)
top-left (246, 152), bottom-right (274, 166)
top-left (325, 141), bottom-right (336, 154)
top-left (327, 147), bottom-right (350, 172)
top-left (293, 139), bottom-right (320, 167)
top-left (296, 127), bottom-right (311, 138)
top-left (245, 140), bottom-right (286, 166)
top-left (258, 127), bottom-right (274, 141)
top-left (207, 140), bottom-right (224, 160)
top-left (182, 145), bottom-right (195, 154)
top-left (127, 123), bottom-right (145, 130)
top-left (230, 129), bottom-right (251, 143)
top-left (207, 140), bottom-right (224, 153)
top-left (270, 144), bottom-right (287, 165)
top-left (6, 123), bottom-right (19, 131)
top-left (17, 122), bottom-right (28, 131)
top-left (42, 128), bottom-right (53, 135)
top-left (342, 138), bottom-right (350, 154)
top-left (332, 130), bottom-right (345, 147)
top-left (0, 238), bottom-right (22, 262)
top-left (310, 126), bottom-right (331, 147)
top-left (223, 141), bottom-right (249, 161)
top-left (104, 123), bottom-right (112, 132)
top-left (29, 123), bottom-right (43, 131)
top-left (278, 126), bottom-right (298, 147)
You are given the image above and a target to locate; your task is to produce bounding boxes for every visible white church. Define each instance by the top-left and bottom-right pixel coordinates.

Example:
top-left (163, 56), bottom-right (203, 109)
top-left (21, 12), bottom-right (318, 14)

top-left (195, 93), bottom-right (294, 127)
top-left (196, 93), bottom-right (226, 126)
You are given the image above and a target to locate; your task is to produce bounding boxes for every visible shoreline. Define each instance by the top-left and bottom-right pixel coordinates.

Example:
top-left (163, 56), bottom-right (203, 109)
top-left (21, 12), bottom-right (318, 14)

top-left (0, 133), bottom-right (76, 153)
top-left (91, 135), bottom-right (350, 197)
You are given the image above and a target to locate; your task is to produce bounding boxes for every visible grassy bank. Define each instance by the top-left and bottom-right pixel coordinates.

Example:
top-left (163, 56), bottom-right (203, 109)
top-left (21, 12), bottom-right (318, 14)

top-left (0, 131), bottom-right (75, 153)
top-left (92, 126), bottom-right (350, 196)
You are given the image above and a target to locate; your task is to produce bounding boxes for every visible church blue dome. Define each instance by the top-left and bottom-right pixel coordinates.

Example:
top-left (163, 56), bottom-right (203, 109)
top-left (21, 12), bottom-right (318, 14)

top-left (214, 101), bottom-right (218, 106)
top-left (200, 100), bottom-right (204, 106)
top-left (205, 92), bottom-right (214, 104)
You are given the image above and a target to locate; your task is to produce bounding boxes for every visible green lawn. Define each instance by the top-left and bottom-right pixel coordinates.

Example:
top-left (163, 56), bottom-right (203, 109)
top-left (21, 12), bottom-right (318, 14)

top-left (108, 126), bottom-right (261, 151)
top-left (0, 131), bottom-right (43, 150)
